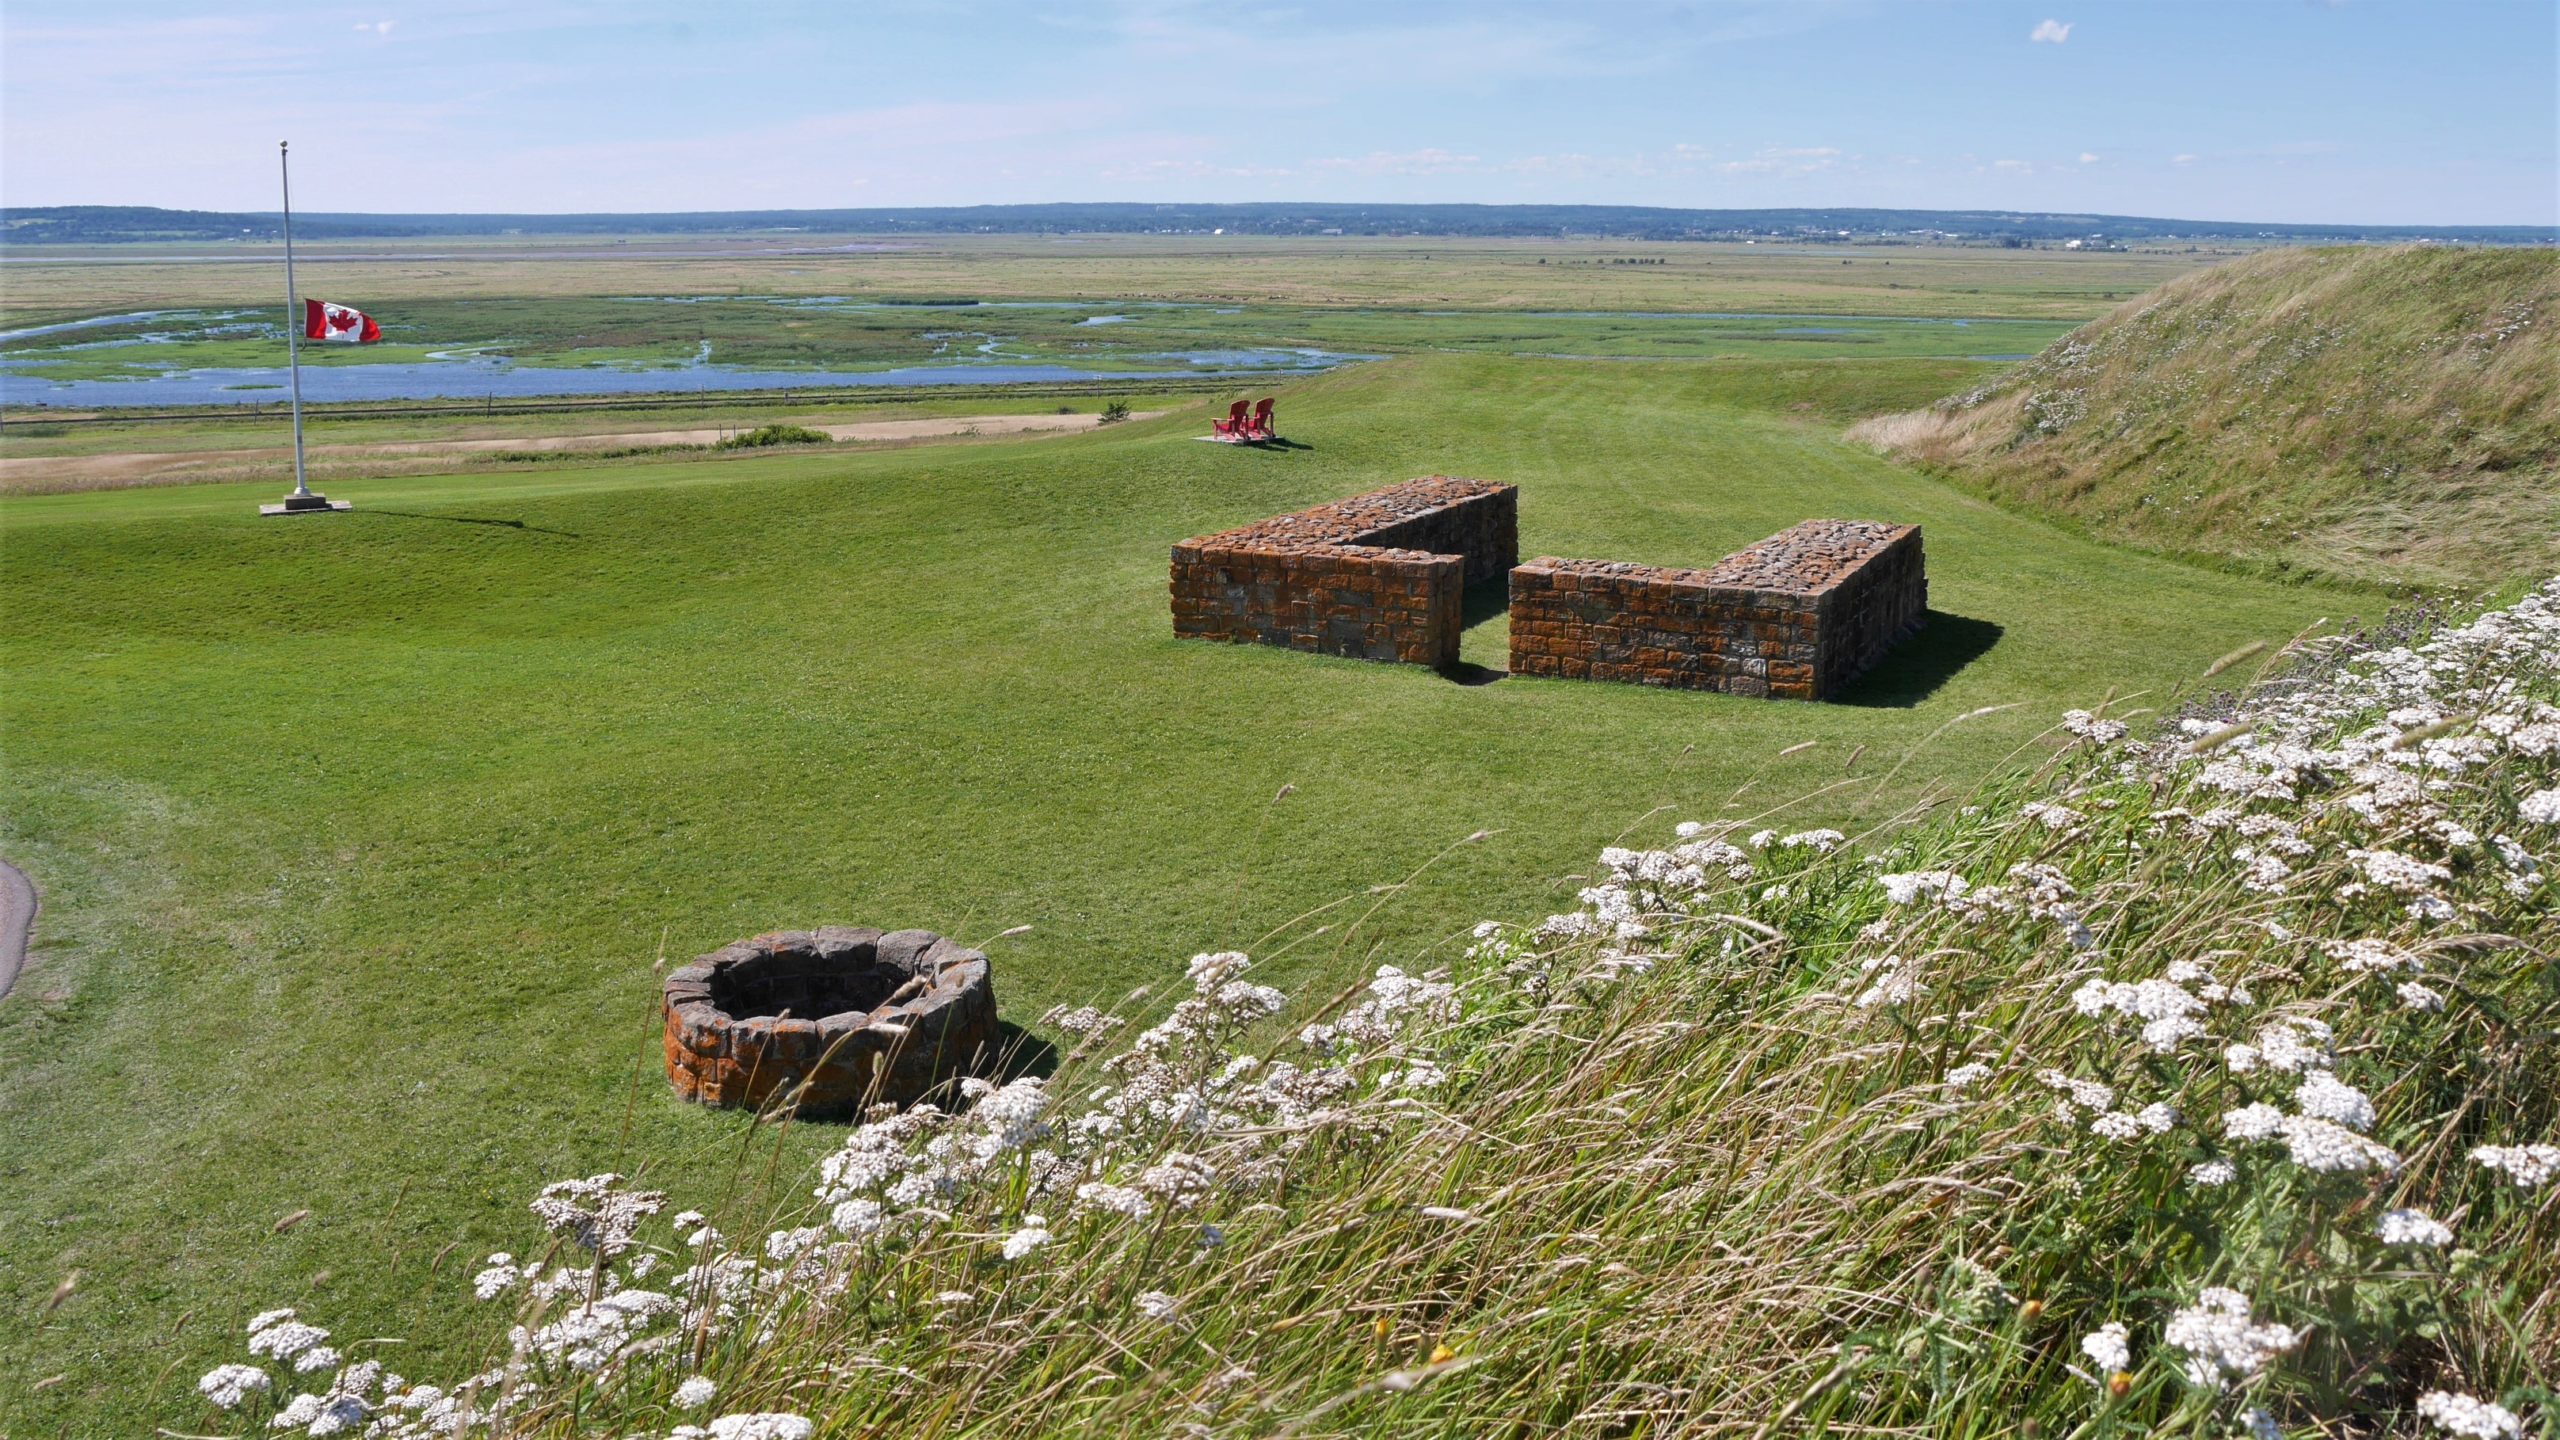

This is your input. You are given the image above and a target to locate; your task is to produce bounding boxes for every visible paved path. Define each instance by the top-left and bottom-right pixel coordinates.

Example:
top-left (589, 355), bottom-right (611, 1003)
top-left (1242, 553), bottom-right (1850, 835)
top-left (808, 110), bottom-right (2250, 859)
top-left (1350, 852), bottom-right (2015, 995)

top-left (0, 859), bottom-right (32, 1003)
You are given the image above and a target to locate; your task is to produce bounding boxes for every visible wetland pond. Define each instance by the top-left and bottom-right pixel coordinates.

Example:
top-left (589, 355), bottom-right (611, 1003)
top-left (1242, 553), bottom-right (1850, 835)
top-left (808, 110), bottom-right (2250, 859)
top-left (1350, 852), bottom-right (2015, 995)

top-left (0, 298), bottom-right (1368, 408)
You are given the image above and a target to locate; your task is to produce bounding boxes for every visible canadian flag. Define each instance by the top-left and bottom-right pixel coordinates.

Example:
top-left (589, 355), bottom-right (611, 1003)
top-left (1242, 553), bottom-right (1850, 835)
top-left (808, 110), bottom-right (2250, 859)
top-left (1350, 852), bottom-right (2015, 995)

top-left (304, 298), bottom-right (382, 343)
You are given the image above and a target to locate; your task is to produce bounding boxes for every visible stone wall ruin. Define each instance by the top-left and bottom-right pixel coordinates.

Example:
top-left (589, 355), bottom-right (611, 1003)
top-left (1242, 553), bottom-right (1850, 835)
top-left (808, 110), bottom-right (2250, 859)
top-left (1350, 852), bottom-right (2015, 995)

top-left (1507, 520), bottom-right (1926, 700)
top-left (1168, 481), bottom-right (1924, 700)
top-left (1168, 477), bottom-right (1519, 669)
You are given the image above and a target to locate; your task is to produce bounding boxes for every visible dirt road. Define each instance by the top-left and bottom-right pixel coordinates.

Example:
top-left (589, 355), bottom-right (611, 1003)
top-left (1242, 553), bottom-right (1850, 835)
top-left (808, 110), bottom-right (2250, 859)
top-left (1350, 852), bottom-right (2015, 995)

top-left (0, 410), bottom-right (1166, 492)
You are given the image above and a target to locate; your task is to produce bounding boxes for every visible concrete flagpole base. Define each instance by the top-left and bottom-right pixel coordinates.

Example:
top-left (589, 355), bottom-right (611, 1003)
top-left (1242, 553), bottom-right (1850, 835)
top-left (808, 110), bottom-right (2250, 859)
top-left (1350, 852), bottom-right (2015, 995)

top-left (260, 493), bottom-right (353, 516)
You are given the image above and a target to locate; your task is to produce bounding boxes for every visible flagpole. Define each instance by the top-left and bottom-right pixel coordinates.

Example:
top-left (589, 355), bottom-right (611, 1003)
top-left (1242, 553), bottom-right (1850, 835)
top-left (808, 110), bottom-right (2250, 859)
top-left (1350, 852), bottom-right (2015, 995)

top-left (264, 140), bottom-right (341, 515)
top-left (281, 139), bottom-right (309, 499)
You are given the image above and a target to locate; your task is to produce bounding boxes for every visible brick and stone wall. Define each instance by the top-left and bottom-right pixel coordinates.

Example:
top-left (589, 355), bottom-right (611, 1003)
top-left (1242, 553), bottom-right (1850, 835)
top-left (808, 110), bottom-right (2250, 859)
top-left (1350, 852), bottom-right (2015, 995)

top-left (1170, 477), bottom-right (1519, 668)
top-left (1508, 520), bottom-right (1925, 700)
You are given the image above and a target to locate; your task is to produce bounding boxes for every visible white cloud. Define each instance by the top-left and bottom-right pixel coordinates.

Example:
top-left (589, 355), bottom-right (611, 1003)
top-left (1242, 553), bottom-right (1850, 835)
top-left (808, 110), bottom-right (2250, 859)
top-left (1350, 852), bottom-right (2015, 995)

top-left (2172, 152), bottom-right (2199, 165)
top-left (2030, 19), bottom-right (2073, 44)
top-left (353, 19), bottom-right (395, 37)
top-left (2079, 151), bottom-right (2100, 164)
top-left (1993, 158), bottom-right (2034, 173)
top-left (1506, 151), bottom-right (1660, 180)
top-left (1305, 148), bottom-right (1484, 176)
top-left (1714, 145), bottom-right (1845, 178)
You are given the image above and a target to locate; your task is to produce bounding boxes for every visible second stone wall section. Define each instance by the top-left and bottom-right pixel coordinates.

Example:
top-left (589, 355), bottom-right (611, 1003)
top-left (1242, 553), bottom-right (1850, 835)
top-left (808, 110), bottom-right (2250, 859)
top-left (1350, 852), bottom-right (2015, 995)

top-left (1508, 559), bottom-right (1827, 698)
top-left (1507, 523), bottom-right (1926, 700)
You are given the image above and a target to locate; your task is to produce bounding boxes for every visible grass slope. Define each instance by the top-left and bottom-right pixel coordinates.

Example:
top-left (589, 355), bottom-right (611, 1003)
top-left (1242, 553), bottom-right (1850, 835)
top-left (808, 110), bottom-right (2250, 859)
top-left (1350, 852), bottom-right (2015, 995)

top-left (0, 354), bottom-right (2343, 1432)
top-left (1851, 246), bottom-right (2560, 591)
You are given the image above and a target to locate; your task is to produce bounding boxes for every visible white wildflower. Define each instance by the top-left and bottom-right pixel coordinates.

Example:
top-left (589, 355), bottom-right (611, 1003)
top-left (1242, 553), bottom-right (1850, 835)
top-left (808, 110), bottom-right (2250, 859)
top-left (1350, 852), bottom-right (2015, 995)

top-left (198, 1363), bottom-right (270, 1409)
top-left (2276, 1115), bottom-right (2401, 1174)
top-left (1879, 870), bottom-right (1969, 905)
top-left (2062, 709), bottom-right (2129, 744)
top-left (2080, 1321), bottom-right (2130, 1374)
top-left (674, 1376), bottom-right (718, 1410)
top-left (2518, 788), bottom-right (2560, 825)
top-left (2188, 1159), bottom-right (2237, 1188)
top-left (529, 1173), bottom-right (664, 1260)
top-left (1134, 1290), bottom-right (1181, 1322)
top-left (2469, 1143), bottom-right (2560, 1188)
top-left (2294, 1072), bottom-right (2376, 1132)
top-left (2415, 1390), bottom-right (2523, 1439)
top-left (705, 1415), bottom-right (814, 1440)
top-left (472, 1255), bottom-right (522, 1301)
top-left (2348, 848), bottom-right (2452, 894)
top-left (2376, 1208), bottom-right (2454, 1247)
top-left (1002, 1216), bottom-right (1052, 1260)
top-left (247, 1319), bottom-right (330, 1362)
top-left (2162, 1286), bottom-right (2298, 1388)
top-left (2039, 1070), bottom-right (2117, 1113)
top-left (2223, 1103), bottom-right (2286, 1141)
top-left (1076, 1182), bottom-right (1153, 1219)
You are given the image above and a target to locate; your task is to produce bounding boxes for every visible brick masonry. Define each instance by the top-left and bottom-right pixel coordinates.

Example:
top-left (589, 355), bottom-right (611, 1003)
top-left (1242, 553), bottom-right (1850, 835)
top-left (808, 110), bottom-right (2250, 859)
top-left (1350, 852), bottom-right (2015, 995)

top-left (1169, 477), bottom-right (1519, 669)
top-left (663, 927), bottom-right (998, 1119)
top-left (1508, 520), bottom-right (1927, 700)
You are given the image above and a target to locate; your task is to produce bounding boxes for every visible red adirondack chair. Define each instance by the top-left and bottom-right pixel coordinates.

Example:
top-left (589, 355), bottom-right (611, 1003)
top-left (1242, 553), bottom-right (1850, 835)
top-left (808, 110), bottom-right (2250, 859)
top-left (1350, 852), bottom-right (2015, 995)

top-left (1244, 397), bottom-right (1276, 441)
top-left (1211, 400), bottom-right (1250, 440)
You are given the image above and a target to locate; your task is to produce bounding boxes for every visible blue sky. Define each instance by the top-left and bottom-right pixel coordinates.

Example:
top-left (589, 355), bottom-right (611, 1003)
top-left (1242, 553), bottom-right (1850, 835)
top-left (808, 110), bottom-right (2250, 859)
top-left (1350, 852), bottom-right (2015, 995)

top-left (5, 1), bottom-right (2553, 225)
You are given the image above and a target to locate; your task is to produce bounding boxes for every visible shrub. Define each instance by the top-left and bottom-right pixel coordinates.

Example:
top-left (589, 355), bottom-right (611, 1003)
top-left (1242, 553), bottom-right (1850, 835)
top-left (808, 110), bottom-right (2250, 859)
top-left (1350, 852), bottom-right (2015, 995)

top-left (713, 424), bottom-right (831, 451)
top-left (1098, 401), bottom-right (1132, 424)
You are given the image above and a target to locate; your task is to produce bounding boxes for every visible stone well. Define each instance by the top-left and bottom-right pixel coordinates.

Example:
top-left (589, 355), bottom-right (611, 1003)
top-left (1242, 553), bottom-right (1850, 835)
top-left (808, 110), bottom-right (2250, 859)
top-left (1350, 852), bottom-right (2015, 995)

top-left (661, 927), bottom-right (997, 1119)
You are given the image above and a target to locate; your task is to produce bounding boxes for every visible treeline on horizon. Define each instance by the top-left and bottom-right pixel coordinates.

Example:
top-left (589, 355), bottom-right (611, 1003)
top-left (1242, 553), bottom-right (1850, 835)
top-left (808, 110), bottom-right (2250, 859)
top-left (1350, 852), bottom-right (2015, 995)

top-left (3, 202), bottom-right (2550, 246)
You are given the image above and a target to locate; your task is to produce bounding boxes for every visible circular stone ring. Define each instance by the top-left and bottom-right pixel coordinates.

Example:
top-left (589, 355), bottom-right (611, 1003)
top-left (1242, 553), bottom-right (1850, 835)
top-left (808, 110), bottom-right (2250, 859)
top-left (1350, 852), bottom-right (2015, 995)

top-left (661, 927), bottom-right (996, 1118)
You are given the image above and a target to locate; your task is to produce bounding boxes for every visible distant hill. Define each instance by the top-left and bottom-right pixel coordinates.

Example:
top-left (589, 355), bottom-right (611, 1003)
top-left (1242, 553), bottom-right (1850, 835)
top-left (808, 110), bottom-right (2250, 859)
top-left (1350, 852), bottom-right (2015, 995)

top-left (2, 202), bottom-right (2549, 246)
top-left (1851, 245), bottom-right (2560, 590)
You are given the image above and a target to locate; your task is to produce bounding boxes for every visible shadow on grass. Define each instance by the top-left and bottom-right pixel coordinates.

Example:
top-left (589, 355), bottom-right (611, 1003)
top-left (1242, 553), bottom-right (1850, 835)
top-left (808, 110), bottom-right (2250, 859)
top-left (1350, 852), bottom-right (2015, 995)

top-left (1834, 611), bottom-right (2004, 708)
top-left (987, 1020), bottom-right (1061, 1082)
top-left (1438, 577), bottom-right (1514, 685)
top-left (361, 509), bottom-right (581, 538)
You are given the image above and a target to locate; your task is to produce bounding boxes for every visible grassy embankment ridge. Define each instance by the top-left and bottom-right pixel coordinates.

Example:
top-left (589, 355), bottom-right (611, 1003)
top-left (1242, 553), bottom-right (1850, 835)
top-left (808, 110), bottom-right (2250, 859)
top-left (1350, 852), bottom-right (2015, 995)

top-left (0, 350), bottom-right (2352, 1433)
top-left (1851, 246), bottom-right (2560, 591)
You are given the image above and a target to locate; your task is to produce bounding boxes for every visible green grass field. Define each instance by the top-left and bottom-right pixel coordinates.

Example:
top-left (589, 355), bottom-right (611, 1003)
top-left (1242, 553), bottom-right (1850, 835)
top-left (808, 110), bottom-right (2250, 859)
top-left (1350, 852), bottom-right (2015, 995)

top-left (0, 348), bottom-right (2356, 1431)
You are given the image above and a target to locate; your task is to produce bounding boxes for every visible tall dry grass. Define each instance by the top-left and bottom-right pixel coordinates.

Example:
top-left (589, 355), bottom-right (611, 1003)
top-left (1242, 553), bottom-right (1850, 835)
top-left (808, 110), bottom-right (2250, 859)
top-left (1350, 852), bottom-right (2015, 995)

top-left (1851, 245), bottom-right (2560, 591)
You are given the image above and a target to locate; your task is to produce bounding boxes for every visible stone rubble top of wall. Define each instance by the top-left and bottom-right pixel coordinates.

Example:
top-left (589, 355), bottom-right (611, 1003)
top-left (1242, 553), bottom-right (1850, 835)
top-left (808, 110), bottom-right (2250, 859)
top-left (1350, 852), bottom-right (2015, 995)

top-left (1178, 475), bottom-right (1514, 556)
top-left (1520, 521), bottom-right (1915, 598)
top-left (1702, 519), bottom-right (1919, 594)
